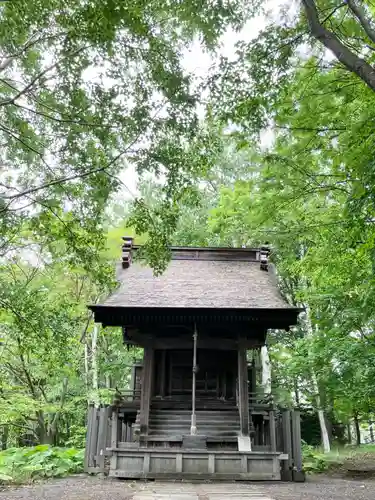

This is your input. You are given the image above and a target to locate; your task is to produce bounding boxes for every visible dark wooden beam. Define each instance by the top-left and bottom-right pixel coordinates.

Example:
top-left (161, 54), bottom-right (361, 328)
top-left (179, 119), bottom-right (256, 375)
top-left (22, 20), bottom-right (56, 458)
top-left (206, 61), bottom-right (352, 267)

top-left (139, 346), bottom-right (154, 434)
top-left (159, 349), bottom-right (166, 397)
top-left (237, 338), bottom-right (250, 437)
top-left (128, 334), bottom-right (264, 350)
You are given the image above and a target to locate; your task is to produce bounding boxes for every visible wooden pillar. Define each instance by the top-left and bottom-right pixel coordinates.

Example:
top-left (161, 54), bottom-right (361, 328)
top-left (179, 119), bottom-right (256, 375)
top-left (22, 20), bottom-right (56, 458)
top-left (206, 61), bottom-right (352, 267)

top-left (130, 364), bottom-right (136, 395)
top-left (281, 409), bottom-right (293, 481)
top-left (251, 354), bottom-right (257, 395)
top-left (291, 410), bottom-right (305, 482)
top-left (190, 324), bottom-right (198, 435)
top-left (159, 349), bottom-right (166, 397)
top-left (110, 407), bottom-right (118, 470)
top-left (269, 410), bottom-right (277, 452)
top-left (237, 338), bottom-right (250, 436)
top-left (140, 345), bottom-right (154, 435)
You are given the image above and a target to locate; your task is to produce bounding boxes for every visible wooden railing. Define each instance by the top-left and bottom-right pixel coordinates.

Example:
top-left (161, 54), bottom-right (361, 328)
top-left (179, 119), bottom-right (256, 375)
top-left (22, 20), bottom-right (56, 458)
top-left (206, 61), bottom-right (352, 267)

top-left (113, 389), bottom-right (141, 406)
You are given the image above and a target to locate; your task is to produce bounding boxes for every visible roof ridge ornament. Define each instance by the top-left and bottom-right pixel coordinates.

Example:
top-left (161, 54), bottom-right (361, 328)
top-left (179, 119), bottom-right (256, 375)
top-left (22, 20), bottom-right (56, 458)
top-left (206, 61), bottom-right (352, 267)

top-left (122, 236), bottom-right (134, 269)
top-left (260, 246), bottom-right (269, 271)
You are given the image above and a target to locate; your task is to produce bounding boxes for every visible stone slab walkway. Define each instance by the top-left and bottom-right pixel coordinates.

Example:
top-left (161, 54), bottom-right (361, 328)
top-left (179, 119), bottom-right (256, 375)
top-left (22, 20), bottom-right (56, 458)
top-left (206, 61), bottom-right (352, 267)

top-left (132, 482), bottom-right (273, 499)
top-left (1, 475), bottom-right (375, 500)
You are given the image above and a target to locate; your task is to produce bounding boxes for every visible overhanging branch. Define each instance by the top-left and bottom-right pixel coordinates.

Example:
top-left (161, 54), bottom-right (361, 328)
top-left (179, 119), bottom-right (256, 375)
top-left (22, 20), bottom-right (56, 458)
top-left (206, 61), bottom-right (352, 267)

top-left (346, 0), bottom-right (375, 45)
top-left (302, 0), bottom-right (375, 92)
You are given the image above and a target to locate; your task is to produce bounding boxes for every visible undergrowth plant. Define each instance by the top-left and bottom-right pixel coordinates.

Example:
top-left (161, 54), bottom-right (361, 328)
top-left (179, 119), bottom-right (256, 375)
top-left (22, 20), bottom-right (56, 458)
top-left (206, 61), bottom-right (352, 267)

top-left (0, 445), bottom-right (84, 484)
top-left (302, 442), bottom-right (329, 473)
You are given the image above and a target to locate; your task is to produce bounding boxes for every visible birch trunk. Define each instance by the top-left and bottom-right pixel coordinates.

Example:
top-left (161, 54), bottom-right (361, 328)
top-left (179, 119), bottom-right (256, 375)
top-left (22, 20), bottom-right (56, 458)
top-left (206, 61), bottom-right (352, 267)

top-left (84, 342), bottom-right (89, 405)
top-left (299, 244), bottom-right (331, 453)
top-left (91, 323), bottom-right (99, 408)
top-left (304, 304), bottom-right (331, 453)
top-left (260, 345), bottom-right (272, 394)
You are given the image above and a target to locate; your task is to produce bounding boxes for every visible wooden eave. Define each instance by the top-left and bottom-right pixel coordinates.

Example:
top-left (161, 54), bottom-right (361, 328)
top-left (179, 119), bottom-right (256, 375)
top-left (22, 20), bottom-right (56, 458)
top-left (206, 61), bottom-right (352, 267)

top-left (88, 304), bottom-right (302, 330)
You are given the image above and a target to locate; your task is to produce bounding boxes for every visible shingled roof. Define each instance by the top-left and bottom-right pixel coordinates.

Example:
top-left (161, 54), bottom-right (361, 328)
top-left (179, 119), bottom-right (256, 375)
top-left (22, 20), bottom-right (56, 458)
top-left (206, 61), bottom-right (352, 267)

top-left (94, 244), bottom-right (294, 311)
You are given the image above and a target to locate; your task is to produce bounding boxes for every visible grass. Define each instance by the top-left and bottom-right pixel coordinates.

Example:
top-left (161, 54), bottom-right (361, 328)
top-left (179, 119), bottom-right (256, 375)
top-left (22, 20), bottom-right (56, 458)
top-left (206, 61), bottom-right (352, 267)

top-left (303, 442), bottom-right (375, 475)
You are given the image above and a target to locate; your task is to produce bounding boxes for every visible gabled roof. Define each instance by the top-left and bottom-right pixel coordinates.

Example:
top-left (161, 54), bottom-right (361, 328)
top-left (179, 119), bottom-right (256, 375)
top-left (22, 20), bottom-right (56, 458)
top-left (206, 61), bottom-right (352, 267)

top-left (103, 252), bottom-right (289, 310)
top-left (89, 244), bottom-right (300, 329)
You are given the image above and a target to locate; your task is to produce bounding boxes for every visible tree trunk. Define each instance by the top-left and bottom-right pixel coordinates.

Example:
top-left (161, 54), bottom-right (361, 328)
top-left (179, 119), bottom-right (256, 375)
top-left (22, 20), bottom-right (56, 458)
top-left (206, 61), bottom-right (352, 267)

top-left (354, 413), bottom-right (361, 446)
top-left (369, 420), bottom-right (374, 443)
top-left (347, 423), bottom-right (352, 444)
top-left (303, 293), bottom-right (331, 453)
top-left (91, 323), bottom-right (99, 407)
top-left (294, 378), bottom-right (300, 406)
top-left (260, 345), bottom-right (271, 393)
top-left (84, 342), bottom-right (89, 405)
top-left (1, 425), bottom-right (9, 450)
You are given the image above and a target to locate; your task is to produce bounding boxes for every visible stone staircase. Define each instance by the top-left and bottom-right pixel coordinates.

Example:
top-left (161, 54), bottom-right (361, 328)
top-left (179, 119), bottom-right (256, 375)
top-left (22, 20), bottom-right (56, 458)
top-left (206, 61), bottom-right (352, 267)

top-left (148, 408), bottom-right (240, 438)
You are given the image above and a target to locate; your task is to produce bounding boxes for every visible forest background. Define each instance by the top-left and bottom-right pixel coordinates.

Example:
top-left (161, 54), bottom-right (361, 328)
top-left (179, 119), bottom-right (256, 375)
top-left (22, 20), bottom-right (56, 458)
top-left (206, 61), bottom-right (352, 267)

top-left (1, 0), bottom-right (375, 477)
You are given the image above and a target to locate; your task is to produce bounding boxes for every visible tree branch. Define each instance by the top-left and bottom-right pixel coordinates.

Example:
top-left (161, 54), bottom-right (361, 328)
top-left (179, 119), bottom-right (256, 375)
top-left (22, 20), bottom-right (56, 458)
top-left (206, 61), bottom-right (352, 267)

top-left (6, 422), bottom-right (37, 434)
top-left (0, 45), bottom-right (89, 106)
top-left (302, 0), bottom-right (375, 92)
top-left (0, 30), bottom-right (65, 73)
top-left (346, 0), bottom-right (375, 45)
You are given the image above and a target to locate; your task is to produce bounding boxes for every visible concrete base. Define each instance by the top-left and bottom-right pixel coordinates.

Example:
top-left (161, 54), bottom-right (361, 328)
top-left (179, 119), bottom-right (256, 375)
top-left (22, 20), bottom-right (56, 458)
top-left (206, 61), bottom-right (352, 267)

top-left (238, 436), bottom-right (252, 452)
top-left (280, 468), bottom-right (293, 481)
top-left (292, 469), bottom-right (306, 482)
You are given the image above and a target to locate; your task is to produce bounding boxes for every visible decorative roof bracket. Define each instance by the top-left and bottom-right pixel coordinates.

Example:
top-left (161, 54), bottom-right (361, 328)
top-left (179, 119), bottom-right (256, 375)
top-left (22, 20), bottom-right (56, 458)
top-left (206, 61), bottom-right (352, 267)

top-left (122, 236), bottom-right (134, 269)
top-left (260, 246), bottom-right (269, 271)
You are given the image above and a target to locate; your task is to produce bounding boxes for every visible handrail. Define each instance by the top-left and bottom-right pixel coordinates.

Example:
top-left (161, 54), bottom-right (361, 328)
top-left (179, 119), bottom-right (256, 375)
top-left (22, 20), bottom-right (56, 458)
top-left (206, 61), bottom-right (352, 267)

top-left (248, 392), bottom-right (274, 406)
top-left (113, 389), bottom-right (141, 404)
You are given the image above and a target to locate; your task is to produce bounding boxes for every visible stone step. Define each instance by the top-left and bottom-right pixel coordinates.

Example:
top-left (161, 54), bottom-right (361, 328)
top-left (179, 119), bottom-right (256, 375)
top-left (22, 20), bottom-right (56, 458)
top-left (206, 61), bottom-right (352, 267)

top-left (149, 416), bottom-right (240, 423)
top-left (151, 408), bottom-right (238, 412)
top-left (148, 428), bottom-right (239, 434)
top-left (150, 422), bottom-right (239, 429)
top-left (149, 429), bottom-right (239, 436)
top-left (151, 411), bottom-right (239, 418)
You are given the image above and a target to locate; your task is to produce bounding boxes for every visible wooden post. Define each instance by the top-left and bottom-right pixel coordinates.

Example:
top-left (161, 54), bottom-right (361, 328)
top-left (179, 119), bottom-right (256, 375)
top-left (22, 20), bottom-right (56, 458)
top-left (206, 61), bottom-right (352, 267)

top-left (159, 349), bottom-right (166, 397)
top-left (110, 407), bottom-right (118, 471)
top-left (238, 338), bottom-right (250, 436)
top-left (291, 410), bottom-right (305, 482)
top-left (96, 407), bottom-right (107, 472)
top-left (84, 405), bottom-right (94, 472)
top-left (281, 409), bottom-right (293, 481)
top-left (251, 355), bottom-right (257, 395)
top-left (269, 410), bottom-right (277, 452)
top-left (89, 407), bottom-right (99, 468)
top-left (130, 364), bottom-right (136, 397)
top-left (190, 324), bottom-right (198, 435)
top-left (140, 345), bottom-right (154, 435)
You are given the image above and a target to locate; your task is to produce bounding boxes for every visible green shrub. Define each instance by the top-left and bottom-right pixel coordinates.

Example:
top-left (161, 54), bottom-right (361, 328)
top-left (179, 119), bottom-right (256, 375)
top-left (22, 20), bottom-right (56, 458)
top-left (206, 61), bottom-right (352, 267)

top-left (0, 445), bottom-right (84, 484)
top-left (65, 425), bottom-right (87, 449)
top-left (302, 441), bottom-right (329, 473)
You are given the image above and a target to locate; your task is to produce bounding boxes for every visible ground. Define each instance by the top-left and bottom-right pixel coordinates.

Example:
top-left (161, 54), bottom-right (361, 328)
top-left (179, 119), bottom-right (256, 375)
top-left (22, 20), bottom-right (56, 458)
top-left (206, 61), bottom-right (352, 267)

top-left (1, 475), bottom-right (375, 500)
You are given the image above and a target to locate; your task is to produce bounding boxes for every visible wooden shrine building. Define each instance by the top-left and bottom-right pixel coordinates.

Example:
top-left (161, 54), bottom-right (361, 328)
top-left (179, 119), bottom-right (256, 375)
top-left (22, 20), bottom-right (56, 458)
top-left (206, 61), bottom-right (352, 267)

top-left (86, 239), bottom-right (304, 481)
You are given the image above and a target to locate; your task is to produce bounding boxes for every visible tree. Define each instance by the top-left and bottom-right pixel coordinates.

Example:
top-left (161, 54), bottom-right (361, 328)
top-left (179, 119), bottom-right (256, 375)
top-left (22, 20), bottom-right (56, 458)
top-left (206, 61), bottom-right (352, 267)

top-left (0, 0), bottom-right (246, 267)
top-left (0, 242), bottom-right (133, 446)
